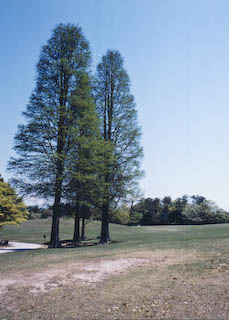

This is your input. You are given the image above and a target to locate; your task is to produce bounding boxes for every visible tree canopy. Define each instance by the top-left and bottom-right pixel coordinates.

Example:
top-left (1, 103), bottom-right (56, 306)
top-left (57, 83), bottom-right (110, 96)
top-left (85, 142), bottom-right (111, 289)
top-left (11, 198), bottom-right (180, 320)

top-left (0, 175), bottom-right (28, 229)
top-left (8, 25), bottom-right (144, 247)
top-left (95, 49), bottom-right (143, 243)
top-left (8, 23), bottom-right (92, 247)
top-left (130, 195), bottom-right (229, 226)
top-left (64, 72), bottom-right (105, 244)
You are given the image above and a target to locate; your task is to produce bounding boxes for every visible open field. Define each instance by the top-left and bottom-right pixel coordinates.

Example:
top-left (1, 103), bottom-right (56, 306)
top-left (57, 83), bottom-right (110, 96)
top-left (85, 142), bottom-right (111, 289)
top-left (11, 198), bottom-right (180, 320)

top-left (1, 219), bottom-right (229, 319)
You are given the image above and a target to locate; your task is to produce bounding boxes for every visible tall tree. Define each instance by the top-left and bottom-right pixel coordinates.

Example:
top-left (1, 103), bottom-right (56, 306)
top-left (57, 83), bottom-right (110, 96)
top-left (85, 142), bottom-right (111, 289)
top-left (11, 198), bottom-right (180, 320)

top-left (95, 50), bottom-right (143, 243)
top-left (8, 23), bottom-right (91, 248)
top-left (65, 72), bottom-right (104, 245)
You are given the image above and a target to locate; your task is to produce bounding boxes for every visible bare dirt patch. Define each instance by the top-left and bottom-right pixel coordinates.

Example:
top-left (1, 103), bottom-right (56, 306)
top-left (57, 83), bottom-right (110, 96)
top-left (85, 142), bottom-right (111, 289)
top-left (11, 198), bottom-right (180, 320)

top-left (0, 249), bottom-right (194, 296)
top-left (2, 248), bottom-right (229, 320)
top-left (0, 257), bottom-right (147, 296)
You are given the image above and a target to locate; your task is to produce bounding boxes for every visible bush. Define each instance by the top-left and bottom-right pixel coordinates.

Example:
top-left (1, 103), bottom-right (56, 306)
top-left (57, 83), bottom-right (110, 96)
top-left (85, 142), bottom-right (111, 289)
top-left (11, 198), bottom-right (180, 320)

top-left (128, 211), bottom-right (142, 226)
top-left (110, 206), bottom-right (130, 225)
top-left (182, 201), bottom-right (229, 224)
top-left (0, 178), bottom-right (28, 228)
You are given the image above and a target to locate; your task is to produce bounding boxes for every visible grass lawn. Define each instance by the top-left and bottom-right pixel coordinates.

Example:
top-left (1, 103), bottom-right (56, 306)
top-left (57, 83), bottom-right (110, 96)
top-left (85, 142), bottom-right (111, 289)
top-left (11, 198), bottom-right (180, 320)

top-left (1, 219), bottom-right (229, 319)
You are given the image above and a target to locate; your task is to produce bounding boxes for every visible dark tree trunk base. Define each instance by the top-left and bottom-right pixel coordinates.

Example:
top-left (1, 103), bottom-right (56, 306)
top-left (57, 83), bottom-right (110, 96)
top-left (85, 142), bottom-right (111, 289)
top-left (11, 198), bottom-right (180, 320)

top-left (72, 241), bottom-right (80, 247)
top-left (48, 241), bottom-right (62, 248)
top-left (100, 203), bottom-right (110, 244)
top-left (73, 210), bottom-right (80, 245)
top-left (99, 239), bottom-right (111, 245)
top-left (81, 215), bottom-right (86, 241)
top-left (0, 239), bottom-right (9, 246)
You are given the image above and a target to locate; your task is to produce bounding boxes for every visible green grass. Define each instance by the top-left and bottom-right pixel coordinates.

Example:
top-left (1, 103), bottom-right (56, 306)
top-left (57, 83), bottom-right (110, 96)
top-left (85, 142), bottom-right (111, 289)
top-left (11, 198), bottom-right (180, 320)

top-left (2, 218), bottom-right (229, 247)
top-left (1, 219), bottom-right (229, 274)
top-left (2, 219), bottom-right (229, 319)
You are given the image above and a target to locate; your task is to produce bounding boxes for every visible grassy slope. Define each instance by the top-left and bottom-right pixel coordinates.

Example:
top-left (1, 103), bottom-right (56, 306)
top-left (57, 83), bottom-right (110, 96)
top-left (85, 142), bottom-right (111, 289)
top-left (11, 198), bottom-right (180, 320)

top-left (1, 220), bottom-right (229, 319)
top-left (1, 219), bottom-right (229, 273)
top-left (2, 218), bottom-right (229, 247)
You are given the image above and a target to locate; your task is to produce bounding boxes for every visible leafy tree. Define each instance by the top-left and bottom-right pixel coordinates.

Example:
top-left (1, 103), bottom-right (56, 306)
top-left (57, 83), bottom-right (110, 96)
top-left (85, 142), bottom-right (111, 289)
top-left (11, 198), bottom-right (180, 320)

top-left (127, 191), bottom-right (143, 226)
top-left (132, 195), bottom-right (229, 226)
top-left (191, 195), bottom-right (206, 205)
top-left (128, 210), bottom-right (142, 226)
top-left (131, 197), bottom-right (162, 225)
top-left (168, 197), bottom-right (187, 224)
top-left (183, 200), bottom-right (229, 224)
top-left (139, 198), bottom-right (162, 225)
top-left (8, 23), bottom-right (91, 248)
top-left (161, 196), bottom-right (172, 224)
top-left (95, 50), bottom-right (143, 243)
top-left (136, 198), bottom-right (153, 225)
top-left (110, 205), bottom-right (130, 225)
top-left (0, 175), bottom-right (28, 230)
top-left (27, 205), bottom-right (43, 219)
top-left (65, 72), bottom-right (104, 245)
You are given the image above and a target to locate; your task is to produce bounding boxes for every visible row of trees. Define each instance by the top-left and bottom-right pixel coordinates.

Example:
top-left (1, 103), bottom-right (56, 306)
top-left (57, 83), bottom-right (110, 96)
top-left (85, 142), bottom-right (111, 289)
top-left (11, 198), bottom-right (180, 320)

top-left (26, 194), bottom-right (229, 228)
top-left (8, 23), bottom-right (143, 247)
top-left (128, 195), bottom-right (229, 225)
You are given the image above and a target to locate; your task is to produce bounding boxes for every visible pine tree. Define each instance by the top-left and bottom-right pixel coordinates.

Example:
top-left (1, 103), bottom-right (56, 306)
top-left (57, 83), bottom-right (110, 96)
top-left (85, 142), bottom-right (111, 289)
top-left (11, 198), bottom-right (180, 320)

top-left (0, 175), bottom-right (28, 230)
top-left (65, 72), bottom-right (105, 245)
top-left (95, 50), bottom-right (143, 243)
top-left (8, 23), bottom-right (91, 248)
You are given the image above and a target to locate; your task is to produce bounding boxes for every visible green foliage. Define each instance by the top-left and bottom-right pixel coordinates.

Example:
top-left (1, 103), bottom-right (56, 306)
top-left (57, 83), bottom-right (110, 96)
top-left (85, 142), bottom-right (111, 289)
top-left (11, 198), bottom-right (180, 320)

top-left (0, 178), bottom-right (28, 228)
top-left (27, 206), bottom-right (52, 220)
top-left (64, 72), bottom-right (106, 243)
top-left (7, 25), bottom-right (145, 245)
top-left (95, 50), bottom-right (143, 204)
top-left (110, 205), bottom-right (130, 225)
top-left (132, 195), bottom-right (229, 225)
top-left (8, 23), bottom-right (91, 199)
top-left (66, 72), bottom-right (106, 210)
top-left (128, 211), bottom-right (142, 226)
top-left (133, 198), bottom-right (162, 225)
top-left (95, 50), bottom-right (143, 242)
top-left (183, 200), bottom-right (229, 224)
top-left (8, 23), bottom-right (92, 247)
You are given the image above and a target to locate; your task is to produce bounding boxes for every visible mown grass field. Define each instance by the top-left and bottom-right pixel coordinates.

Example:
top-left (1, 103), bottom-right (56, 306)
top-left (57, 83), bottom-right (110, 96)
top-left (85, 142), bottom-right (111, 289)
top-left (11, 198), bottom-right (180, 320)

top-left (1, 219), bottom-right (229, 319)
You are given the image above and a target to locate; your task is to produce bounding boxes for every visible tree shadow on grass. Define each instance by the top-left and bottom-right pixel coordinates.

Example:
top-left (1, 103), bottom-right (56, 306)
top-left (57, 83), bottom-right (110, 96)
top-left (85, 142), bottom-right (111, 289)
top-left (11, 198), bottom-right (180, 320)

top-left (44, 238), bottom-right (121, 248)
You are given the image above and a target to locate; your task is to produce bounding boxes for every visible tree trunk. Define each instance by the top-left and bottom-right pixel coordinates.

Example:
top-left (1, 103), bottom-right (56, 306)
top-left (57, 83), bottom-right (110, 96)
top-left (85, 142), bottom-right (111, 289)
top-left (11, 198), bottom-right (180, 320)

top-left (49, 102), bottom-right (67, 248)
top-left (49, 179), bottom-right (62, 248)
top-left (73, 208), bottom-right (80, 245)
top-left (81, 215), bottom-right (86, 241)
top-left (49, 207), bottom-right (60, 248)
top-left (100, 203), bottom-right (110, 243)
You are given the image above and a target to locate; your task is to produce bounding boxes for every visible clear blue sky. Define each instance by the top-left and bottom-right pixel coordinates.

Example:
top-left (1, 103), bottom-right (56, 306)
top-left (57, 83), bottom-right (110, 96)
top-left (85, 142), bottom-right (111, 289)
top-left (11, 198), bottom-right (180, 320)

top-left (1, 0), bottom-right (229, 209)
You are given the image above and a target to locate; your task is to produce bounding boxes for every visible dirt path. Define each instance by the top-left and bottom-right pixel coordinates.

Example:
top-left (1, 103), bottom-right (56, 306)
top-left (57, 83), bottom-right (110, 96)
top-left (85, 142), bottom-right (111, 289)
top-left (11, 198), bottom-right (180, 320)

top-left (0, 242), bottom-right (43, 254)
top-left (0, 257), bottom-right (147, 295)
top-left (0, 249), bottom-right (194, 296)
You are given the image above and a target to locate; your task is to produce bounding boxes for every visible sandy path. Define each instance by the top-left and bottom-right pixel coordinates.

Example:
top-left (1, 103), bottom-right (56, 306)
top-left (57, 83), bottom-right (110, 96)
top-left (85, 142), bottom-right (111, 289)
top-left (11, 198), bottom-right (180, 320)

top-left (0, 242), bottom-right (43, 254)
top-left (0, 257), bottom-right (147, 295)
top-left (0, 249), bottom-right (195, 296)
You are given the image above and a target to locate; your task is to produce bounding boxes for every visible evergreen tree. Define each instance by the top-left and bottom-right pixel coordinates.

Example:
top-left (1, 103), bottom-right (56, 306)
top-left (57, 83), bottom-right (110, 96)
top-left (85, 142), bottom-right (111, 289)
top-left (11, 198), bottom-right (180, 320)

top-left (161, 196), bottom-right (172, 224)
top-left (95, 50), bottom-right (143, 243)
top-left (65, 72), bottom-right (104, 245)
top-left (191, 195), bottom-right (206, 205)
top-left (8, 23), bottom-right (91, 248)
top-left (0, 175), bottom-right (28, 229)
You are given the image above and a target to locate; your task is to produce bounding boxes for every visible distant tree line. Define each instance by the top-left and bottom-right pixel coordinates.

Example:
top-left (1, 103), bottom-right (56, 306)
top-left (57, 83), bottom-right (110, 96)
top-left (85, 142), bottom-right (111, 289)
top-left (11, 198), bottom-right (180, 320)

top-left (128, 195), bottom-right (229, 226)
top-left (27, 194), bottom-right (229, 228)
